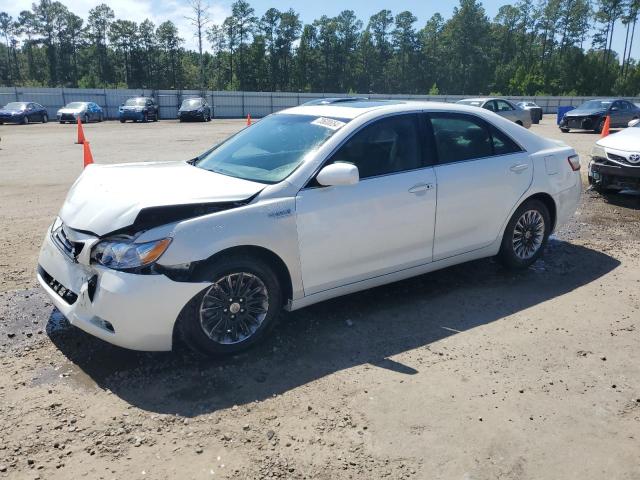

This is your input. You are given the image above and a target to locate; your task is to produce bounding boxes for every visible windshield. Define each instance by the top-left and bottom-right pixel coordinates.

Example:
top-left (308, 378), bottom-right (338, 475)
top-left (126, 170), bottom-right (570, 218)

top-left (195, 114), bottom-right (348, 184)
top-left (181, 98), bottom-right (203, 108)
top-left (125, 98), bottom-right (146, 106)
top-left (457, 100), bottom-right (483, 107)
top-left (578, 100), bottom-right (612, 110)
top-left (4, 102), bottom-right (26, 110)
top-left (65, 102), bottom-right (86, 109)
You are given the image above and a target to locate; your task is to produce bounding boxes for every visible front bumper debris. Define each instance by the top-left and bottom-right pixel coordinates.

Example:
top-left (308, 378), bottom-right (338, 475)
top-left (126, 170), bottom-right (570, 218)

top-left (37, 223), bottom-right (209, 351)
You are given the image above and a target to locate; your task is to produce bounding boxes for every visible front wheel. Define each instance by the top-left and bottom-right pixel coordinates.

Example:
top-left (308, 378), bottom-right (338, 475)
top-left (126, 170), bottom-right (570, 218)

top-left (179, 255), bottom-right (283, 356)
top-left (498, 199), bottom-right (550, 269)
top-left (22, 115), bottom-right (29, 125)
top-left (595, 118), bottom-right (605, 134)
top-left (42, 114), bottom-right (48, 123)
top-left (560, 127), bottom-right (570, 133)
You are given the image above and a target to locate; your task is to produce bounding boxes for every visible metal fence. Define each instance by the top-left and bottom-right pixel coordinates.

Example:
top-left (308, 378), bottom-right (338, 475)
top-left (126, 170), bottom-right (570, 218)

top-left (1, 86), bottom-right (639, 120)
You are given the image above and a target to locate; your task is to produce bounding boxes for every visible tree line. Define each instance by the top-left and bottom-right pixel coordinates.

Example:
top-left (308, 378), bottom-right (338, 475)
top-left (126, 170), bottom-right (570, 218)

top-left (1, 0), bottom-right (640, 96)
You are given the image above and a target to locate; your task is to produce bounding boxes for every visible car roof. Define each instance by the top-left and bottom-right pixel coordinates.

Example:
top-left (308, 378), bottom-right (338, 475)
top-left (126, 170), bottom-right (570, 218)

top-left (280, 100), bottom-right (521, 120)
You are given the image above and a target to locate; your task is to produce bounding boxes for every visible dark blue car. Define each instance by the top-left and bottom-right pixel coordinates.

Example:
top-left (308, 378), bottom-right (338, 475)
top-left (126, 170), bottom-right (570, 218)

top-left (559, 99), bottom-right (640, 133)
top-left (0, 102), bottom-right (49, 124)
top-left (119, 97), bottom-right (159, 123)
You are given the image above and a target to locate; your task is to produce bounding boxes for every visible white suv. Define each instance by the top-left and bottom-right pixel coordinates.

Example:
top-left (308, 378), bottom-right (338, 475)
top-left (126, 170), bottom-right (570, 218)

top-left (37, 100), bottom-right (582, 355)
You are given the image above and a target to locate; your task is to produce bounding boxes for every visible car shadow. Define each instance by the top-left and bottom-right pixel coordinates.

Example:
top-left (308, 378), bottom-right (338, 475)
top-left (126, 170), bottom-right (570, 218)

top-left (599, 189), bottom-right (640, 208)
top-left (47, 240), bottom-right (619, 417)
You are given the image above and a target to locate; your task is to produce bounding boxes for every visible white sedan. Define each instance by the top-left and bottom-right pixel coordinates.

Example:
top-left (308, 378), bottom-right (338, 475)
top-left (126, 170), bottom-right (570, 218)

top-left (37, 100), bottom-right (582, 355)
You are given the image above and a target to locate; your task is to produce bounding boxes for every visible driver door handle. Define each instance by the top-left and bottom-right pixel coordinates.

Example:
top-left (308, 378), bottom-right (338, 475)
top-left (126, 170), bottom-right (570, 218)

top-left (510, 163), bottom-right (529, 173)
top-left (408, 183), bottom-right (434, 194)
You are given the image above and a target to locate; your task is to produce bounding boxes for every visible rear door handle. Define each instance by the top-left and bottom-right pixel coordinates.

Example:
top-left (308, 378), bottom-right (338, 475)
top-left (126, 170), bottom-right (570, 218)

top-left (510, 163), bottom-right (529, 173)
top-left (408, 183), bottom-right (434, 194)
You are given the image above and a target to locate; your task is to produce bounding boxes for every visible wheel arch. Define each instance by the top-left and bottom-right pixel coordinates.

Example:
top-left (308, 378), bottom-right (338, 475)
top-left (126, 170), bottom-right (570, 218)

top-left (189, 245), bottom-right (293, 306)
top-left (515, 192), bottom-right (557, 233)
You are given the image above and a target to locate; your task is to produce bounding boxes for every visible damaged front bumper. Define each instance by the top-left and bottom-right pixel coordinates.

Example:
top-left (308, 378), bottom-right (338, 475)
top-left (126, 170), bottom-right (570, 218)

top-left (560, 115), bottom-right (599, 130)
top-left (37, 223), bottom-right (208, 351)
top-left (589, 155), bottom-right (640, 190)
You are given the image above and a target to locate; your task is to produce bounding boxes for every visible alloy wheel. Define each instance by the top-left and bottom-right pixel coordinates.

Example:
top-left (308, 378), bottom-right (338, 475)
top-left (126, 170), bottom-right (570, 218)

top-left (199, 272), bottom-right (269, 345)
top-left (512, 210), bottom-right (545, 260)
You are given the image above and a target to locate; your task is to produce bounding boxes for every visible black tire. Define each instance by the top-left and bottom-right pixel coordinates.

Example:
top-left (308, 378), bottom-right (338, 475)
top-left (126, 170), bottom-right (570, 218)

top-left (83, 114), bottom-right (89, 124)
top-left (120, 119), bottom-right (125, 123)
top-left (99, 113), bottom-right (103, 122)
top-left (42, 114), bottom-right (48, 123)
top-left (595, 118), bottom-right (605, 134)
top-left (179, 254), bottom-right (283, 356)
top-left (153, 111), bottom-right (158, 122)
top-left (560, 127), bottom-right (570, 133)
top-left (22, 115), bottom-right (28, 125)
top-left (498, 199), bottom-right (551, 270)
top-left (516, 120), bottom-right (523, 126)
top-left (142, 112), bottom-right (148, 123)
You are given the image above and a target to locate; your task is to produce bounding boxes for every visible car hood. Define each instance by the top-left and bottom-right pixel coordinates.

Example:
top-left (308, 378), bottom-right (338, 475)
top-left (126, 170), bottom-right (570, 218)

top-left (59, 161), bottom-right (265, 236)
top-left (122, 105), bottom-right (144, 110)
top-left (597, 127), bottom-right (640, 152)
top-left (565, 108), bottom-right (605, 117)
top-left (0, 108), bottom-right (23, 114)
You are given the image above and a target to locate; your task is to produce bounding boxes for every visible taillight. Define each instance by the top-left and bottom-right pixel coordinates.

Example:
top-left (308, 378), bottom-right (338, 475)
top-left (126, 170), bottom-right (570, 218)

top-left (568, 154), bottom-right (581, 171)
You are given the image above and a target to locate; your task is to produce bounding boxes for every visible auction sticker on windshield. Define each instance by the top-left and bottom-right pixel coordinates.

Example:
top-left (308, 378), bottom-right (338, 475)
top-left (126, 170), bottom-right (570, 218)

top-left (311, 117), bottom-right (346, 130)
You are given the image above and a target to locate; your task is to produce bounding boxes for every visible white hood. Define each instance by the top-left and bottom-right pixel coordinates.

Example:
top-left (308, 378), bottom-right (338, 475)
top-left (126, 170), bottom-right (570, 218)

top-left (598, 127), bottom-right (640, 152)
top-left (59, 161), bottom-right (265, 236)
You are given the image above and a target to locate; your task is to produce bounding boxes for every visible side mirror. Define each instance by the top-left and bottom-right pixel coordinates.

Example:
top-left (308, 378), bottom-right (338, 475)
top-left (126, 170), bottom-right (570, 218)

top-left (628, 118), bottom-right (640, 127)
top-left (610, 106), bottom-right (619, 111)
top-left (316, 163), bottom-right (359, 187)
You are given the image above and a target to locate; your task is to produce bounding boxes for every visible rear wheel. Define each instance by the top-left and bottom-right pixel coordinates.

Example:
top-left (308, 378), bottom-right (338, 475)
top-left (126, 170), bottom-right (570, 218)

top-left (179, 255), bottom-right (283, 356)
top-left (498, 199), bottom-right (550, 270)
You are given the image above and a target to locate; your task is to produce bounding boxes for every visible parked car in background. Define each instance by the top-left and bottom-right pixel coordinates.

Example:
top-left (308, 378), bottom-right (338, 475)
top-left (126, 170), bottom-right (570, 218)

top-left (37, 99), bottom-right (581, 355)
top-left (57, 102), bottom-right (104, 124)
top-left (0, 102), bottom-right (48, 124)
top-left (119, 97), bottom-right (159, 123)
top-left (517, 101), bottom-right (543, 124)
top-left (589, 120), bottom-right (640, 193)
top-left (559, 99), bottom-right (640, 133)
top-left (456, 98), bottom-right (532, 128)
top-left (178, 97), bottom-right (211, 122)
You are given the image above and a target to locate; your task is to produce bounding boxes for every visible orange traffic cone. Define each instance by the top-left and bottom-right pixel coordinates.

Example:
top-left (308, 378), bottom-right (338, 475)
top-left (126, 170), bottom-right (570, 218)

top-left (76, 116), bottom-right (86, 144)
top-left (601, 115), bottom-right (611, 137)
top-left (247, 114), bottom-right (252, 126)
top-left (83, 141), bottom-right (94, 168)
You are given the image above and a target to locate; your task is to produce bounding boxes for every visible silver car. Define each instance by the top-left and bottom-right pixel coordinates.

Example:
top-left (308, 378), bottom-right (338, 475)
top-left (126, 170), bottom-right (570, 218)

top-left (456, 98), bottom-right (532, 128)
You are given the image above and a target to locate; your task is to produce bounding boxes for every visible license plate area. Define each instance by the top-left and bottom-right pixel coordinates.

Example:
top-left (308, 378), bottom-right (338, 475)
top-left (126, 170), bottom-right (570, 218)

top-left (38, 265), bottom-right (78, 305)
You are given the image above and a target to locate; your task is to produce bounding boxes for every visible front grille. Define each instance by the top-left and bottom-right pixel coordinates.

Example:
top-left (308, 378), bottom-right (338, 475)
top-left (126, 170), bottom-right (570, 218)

top-left (60, 113), bottom-right (76, 121)
top-left (51, 225), bottom-right (84, 261)
top-left (607, 152), bottom-right (640, 167)
top-left (38, 266), bottom-right (78, 305)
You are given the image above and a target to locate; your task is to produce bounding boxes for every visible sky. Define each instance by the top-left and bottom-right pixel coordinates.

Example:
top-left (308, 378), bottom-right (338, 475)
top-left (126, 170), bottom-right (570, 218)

top-left (0, 0), bottom-right (637, 59)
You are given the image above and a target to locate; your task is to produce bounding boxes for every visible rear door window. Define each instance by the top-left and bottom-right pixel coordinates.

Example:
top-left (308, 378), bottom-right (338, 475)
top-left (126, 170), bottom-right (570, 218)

top-left (429, 113), bottom-right (522, 164)
top-left (495, 100), bottom-right (514, 112)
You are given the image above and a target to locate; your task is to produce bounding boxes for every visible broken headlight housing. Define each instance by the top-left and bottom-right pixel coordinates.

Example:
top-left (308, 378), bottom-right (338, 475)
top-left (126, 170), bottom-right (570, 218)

top-left (91, 236), bottom-right (172, 271)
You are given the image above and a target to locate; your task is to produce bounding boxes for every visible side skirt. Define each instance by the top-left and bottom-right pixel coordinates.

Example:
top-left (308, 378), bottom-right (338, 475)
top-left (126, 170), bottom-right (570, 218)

top-left (286, 240), bottom-right (501, 312)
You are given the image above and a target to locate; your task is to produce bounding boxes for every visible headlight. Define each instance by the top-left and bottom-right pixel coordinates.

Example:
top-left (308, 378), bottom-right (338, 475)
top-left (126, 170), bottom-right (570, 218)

top-left (591, 144), bottom-right (607, 159)
top-left (91, 237), bottom-right (172, 271)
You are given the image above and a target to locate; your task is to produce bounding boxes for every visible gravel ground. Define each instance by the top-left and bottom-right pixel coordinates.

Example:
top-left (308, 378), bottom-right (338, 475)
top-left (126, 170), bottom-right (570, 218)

top-left (0, 117), bottom-right (639, 479)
